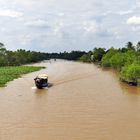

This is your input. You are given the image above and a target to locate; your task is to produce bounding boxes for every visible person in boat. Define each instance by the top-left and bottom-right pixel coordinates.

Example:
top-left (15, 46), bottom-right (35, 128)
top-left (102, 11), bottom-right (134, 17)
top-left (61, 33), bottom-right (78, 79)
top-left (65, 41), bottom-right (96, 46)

top-left (34, 74), bottom-right (48, 89)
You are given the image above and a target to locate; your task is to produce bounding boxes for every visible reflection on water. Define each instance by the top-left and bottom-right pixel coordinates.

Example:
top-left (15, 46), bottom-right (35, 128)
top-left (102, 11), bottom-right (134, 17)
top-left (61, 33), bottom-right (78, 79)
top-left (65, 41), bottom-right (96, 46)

top-left (34, 88), bottom-right (48, 94)
top-left (101, 67), bottom-right (140, 95)
top-left (120, 82), bottom-right (140, 95)
top-left (0, 60), bottom-right (140, 140)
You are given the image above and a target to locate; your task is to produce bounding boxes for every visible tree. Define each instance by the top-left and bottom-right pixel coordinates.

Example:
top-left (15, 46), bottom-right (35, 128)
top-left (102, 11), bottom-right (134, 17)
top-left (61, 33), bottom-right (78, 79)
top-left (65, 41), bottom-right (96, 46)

top-left (0, 42), bottom-right (4, 48)
top-left (79, 54), bottom-right (91, 62)
top-left (101, 48), bottom-right (117, 67)
top-left (110, 52), bottom-right (125, 70)
top-left (126, 42), bottom-right (135, 51)
top-left (120, 63), bottom-right (140, 85)
top-left (136, 41), bottom-right (140, 51)
top-left (92, 48), bottom-right (106, 62)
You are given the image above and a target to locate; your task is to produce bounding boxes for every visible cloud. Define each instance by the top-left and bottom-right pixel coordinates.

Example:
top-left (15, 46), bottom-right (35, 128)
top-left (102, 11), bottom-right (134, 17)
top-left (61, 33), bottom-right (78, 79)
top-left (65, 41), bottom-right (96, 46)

top-left (117, 10), bottom-right (133, 15)
top-left (127, 16), bottom-right (140, 25)
top-left (57, 12), bottom-right (65, 16)
top-left (0, 0), bottom-right (140, 52)
top-left (102, 10), bottom-right (133, 17)
top-left (82, 21), bottom-right (99, 33)
top-left (25, 19), bottom-right (50, 28)
top-left (19, 35), bottom-right (32, 45)
top-left (53, 21), bottom-right (64, 34)
top-left (0, 9), bottom-right (23, 18)
top-left (103, 11), bottom-right (112, 16)
top-left (136, 0), bottom-right (140, 7)
top-left (132, 26), bottom-right (140, 32)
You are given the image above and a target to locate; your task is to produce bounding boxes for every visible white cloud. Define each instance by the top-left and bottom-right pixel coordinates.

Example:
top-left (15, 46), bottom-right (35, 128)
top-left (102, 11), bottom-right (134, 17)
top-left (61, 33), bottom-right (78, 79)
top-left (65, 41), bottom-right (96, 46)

top-left (57, 12), bottom-right (65, 16)
top-left (136, 0), bottom-right (140, 7)
top-left (127, 16), bottom-right (140, 25)
top-left (0, 0), bottom-right (139, 52)
top-left (132, 26), bottom-right (140, 32)
top-left (25, 19), bottom-right (49, 28)
top-left (103, 11), bottom-right (112, 16)
top-left (103, 10), bottom-right (133, 16)
top-left (83, 21), bottom-right (99, 33)
top-left (0, 9), bottom-right (23, 18)
top-left (19, 35), bottom-right (32, 45)
top-left (117, 10), bottom-right (133, 15)
top-left (53, 21), bottom-right (64, 34)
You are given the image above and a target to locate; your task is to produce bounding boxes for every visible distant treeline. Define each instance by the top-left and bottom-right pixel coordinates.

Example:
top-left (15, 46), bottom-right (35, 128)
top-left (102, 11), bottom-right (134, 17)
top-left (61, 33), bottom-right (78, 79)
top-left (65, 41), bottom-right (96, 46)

top-left (79, 41), bottom-right (140, 86)
top-left (0, 43), bottom-right (86, 66)
top-left (47, 51), bottom-right (86, 60)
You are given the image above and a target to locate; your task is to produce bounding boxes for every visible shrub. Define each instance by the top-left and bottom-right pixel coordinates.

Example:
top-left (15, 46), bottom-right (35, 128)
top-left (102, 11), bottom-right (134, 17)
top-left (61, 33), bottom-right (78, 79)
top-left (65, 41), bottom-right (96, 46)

top-left (79, 54), bottom-right (91, 62)
top-left (101, 48), bottom-right (117, 67)
top-left (124, 50), bottom-right (137, 65)
top-left (92, 48), bottom-right (106, 62)
top-left (110, 52), bottom-right (125, 70)
top-left (120, 63), bottom-right (140, 85)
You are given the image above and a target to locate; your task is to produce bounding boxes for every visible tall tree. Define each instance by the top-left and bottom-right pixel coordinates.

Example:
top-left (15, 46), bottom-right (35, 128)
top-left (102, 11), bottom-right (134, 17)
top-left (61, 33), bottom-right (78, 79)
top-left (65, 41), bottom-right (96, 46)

top-left (136, 41), bottom-right (140, 51)
top-left (126, 42), bottom-right (135, 51)
top-left (92, 48), bottom-right (106, 62)
top-left (0, 42), bottom-right (4, 48)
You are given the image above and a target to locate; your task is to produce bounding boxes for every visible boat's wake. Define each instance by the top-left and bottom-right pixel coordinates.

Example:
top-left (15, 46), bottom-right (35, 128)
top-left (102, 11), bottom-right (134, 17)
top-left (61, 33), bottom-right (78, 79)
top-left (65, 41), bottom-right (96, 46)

top-left (53, 72), bottom-right (97, 86)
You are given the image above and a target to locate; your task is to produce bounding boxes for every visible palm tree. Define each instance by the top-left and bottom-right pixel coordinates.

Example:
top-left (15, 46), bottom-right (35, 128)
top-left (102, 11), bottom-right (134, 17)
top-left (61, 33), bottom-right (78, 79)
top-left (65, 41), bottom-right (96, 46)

top-left (136, 41), bottom-right (140, 51)
top-left (0, 42), bottom-right (4, 48)
top-left (126, 41), bottom-right (135, 51)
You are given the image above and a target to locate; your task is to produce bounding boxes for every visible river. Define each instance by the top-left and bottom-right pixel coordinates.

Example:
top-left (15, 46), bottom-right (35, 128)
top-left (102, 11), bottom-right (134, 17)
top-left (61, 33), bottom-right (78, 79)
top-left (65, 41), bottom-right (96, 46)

top-left (0, 60), bottom-right (140, 140)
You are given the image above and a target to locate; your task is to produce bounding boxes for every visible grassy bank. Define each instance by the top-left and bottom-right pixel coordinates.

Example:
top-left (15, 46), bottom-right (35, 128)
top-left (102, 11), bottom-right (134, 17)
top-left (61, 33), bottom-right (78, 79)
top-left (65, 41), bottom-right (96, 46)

top-left (0, 66), bottom-right (44, 87)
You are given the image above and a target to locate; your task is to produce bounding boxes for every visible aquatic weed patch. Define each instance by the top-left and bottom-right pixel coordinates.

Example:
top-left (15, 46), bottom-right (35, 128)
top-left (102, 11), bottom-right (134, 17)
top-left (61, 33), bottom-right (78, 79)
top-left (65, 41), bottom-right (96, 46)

top-left (0, 66), bottom-right (44, 87)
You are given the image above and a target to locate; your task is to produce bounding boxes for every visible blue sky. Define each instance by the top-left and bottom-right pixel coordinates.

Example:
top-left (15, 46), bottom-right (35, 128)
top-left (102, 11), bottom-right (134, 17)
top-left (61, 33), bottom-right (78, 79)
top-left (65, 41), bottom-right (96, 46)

top-left (0, 0), bottom-right (140, 52)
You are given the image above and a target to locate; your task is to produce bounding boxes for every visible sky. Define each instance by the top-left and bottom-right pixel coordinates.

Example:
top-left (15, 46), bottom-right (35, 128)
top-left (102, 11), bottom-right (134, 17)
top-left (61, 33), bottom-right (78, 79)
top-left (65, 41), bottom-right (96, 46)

top-left (0, 0), bottom-right (140, 52)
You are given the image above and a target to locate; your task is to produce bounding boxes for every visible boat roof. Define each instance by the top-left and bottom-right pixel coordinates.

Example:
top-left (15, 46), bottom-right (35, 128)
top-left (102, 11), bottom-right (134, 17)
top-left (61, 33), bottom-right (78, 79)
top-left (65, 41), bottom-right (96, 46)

top-left (37, 74), bottom-right (48, 79)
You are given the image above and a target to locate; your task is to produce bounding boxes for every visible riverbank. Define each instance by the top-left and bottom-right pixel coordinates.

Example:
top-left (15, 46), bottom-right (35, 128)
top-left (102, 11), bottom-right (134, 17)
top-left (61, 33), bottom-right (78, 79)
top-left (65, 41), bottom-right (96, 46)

top-left (79, 45), bottom-right (140, 86)
top-left (0, 66), bottom-right (44, 87)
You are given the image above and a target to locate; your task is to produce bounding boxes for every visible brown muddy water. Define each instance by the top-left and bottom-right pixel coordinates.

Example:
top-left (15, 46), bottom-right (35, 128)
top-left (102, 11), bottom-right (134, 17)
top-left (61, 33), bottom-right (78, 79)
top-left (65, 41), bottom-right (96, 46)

top-left (0, 60), bottom-right (140, 140)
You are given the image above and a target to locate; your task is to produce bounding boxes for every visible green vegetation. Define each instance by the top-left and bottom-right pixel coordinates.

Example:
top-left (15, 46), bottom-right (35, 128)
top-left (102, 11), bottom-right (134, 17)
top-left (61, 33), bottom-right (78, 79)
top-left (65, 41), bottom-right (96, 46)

top-left (0, 43), bottom-right (86, 87)
top-left (79, 41), bottom-right (140, 86)
top-left (0, 43), bottom-right (85, 66)
top-left (48, 51), bottom-right (86, 61)
top-left (1, 41), bottom-right (140, 86)
top-left (79, 52), bottom-right (92, 62)
top-left (92, 48), bottom-right (106, 63)
top-left (120, 64), bottom-right (140, 86)
top-left (0, 66), bottom-right (44, 87)
top-left (101, 48), bottom-right (117, 67)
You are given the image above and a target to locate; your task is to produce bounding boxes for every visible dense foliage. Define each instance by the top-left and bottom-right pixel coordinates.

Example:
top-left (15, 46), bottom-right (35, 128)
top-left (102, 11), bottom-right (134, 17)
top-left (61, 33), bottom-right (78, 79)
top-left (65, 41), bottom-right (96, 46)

top-left (120, 64), bottom-right (140, 86)
top-left (1, 41), bottom-right (140, 86)
top-left (79, 41), bottom-right (140, 86)
top-left (48, 51), bottom-right (86, 60)
top-left (92, 48), bottom-right (106, 62)
top-left (0, 43), bottom-right (86, 87)
top-left (79, 51), bottom-right (92, 62)
top-left (0, 66), bottom-right (44, 87)
top-left (0, 43), bottom-right (85, 66)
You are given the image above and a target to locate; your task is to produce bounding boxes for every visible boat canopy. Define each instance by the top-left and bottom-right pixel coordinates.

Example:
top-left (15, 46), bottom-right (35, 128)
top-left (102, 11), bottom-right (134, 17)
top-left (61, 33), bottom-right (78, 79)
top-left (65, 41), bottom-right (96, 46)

top-left (37, 74), bottom-right (48, 79)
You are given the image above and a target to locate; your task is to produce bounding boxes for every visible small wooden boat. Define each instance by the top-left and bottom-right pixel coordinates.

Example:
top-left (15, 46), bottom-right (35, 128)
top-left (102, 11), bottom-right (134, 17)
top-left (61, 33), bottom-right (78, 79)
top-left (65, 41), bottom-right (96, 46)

top-left (34, 74), bottom-right (48, 89)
